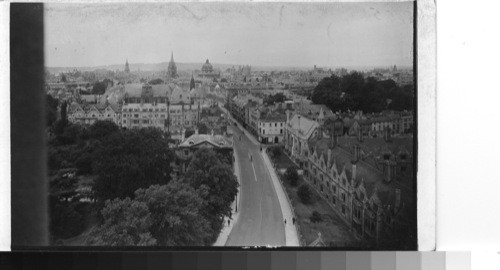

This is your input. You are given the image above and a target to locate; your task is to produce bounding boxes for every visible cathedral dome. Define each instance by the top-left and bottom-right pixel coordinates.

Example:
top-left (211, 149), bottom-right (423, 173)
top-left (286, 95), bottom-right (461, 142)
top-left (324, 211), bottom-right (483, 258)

top-left (201, 59), bottom-right (213, 73)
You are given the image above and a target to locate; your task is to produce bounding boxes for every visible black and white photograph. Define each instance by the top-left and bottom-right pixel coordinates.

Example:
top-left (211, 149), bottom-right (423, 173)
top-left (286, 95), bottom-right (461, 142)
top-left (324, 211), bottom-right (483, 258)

top-left (11, 1), bottom-right (417, 249)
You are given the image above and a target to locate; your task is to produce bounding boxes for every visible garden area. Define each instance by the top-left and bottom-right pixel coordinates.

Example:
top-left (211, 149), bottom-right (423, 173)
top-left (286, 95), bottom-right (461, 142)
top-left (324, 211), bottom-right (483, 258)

top-left (267, 146), bottom-right (363, 247)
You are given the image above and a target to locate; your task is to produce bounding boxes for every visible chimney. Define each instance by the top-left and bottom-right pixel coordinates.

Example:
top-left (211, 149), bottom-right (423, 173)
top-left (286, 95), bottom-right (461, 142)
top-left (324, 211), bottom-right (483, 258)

top-left (327, 148), bottom-right (332, 166)
top-left (354, 144), bottom-right (361, 161)
top-left (329, 127), bottom-right (336, 148)
top-left (357, 128), bottom-right (363, 142)
top-left (384, 127), bottom-right (392, 142)
top-left (395, 188), bottom-right (401, 210)
top-left (352, 163), bottom-right (357, 180)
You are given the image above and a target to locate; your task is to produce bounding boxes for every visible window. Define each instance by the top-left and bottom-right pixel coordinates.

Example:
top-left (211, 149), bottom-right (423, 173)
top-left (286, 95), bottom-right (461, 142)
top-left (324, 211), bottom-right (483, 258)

top-left (134, 114), bottom-right (139, 118)
top-left (341, 193), bottom-right (346, 202)
top-left (332, 197), bottom-right (336, 205)
top-left (342, 205), bottom-right (346, 215)
top-left (142, 120), bottom-right (149, 124)
top-left (280, 129), bottom-right (283, 134)
top-left (275, 123), bottom-right (277, 127)
top-left (333, 186), bottom-right (337, 193)
top-left (184, 150), bottom-right (189, 156)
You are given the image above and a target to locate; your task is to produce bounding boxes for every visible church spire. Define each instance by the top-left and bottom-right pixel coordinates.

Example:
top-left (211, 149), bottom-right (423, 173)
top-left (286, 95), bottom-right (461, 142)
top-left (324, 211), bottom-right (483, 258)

top-left (190, 73), bottom-right (195, 90)
top-left (171, 51), bottom-right (174, 62)
top-left (125, 59), bottom-right (130, 73)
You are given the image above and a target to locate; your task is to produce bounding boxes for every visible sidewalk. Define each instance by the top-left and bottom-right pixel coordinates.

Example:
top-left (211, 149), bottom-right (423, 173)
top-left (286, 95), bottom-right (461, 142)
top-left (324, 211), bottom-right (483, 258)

top-left (261, 150), bottom-right (301, 246)
top-left (213, 138), bottom-right (241, 246)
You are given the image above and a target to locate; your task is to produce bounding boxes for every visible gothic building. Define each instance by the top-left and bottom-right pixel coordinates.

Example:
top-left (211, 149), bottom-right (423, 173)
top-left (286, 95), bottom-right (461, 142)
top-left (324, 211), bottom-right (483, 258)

top-left (167, 51), bottom-right (178, 79)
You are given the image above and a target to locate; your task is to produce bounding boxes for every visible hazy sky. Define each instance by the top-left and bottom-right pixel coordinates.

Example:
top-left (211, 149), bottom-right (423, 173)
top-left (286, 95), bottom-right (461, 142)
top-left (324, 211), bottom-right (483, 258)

top-left (45, 2), bottom-right (414, 68)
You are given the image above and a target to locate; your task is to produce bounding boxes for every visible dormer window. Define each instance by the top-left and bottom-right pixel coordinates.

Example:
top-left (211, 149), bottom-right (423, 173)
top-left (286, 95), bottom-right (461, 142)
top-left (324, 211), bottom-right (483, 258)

top-left (189, 141), bottom-right (194, 145)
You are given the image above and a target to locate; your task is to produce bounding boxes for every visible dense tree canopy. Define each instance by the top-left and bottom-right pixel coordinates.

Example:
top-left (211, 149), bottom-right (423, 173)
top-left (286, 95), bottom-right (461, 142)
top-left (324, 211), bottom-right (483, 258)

top-left (148, 78), bottom-right (164, 85)
top-left (184, 148), bottom-right (238, 242)
top-left (264, 93), bottom-right (286, 105)
top-left (92, 128), bottom-right (175, 202)
top-left (135, 182), bottom-right (211, 246)
top-left (284, 166), bottom-right (299, 187)
top-left (91, 81), bottom-right (107, 95)
top-left (311, 72), bottom-right (414, 113)
top-left (89, 120), bottom-right (120, 141)
top-left (46, 94), bottom-right (59, 127)
top-left (86, 197), bottom-right (156, 246)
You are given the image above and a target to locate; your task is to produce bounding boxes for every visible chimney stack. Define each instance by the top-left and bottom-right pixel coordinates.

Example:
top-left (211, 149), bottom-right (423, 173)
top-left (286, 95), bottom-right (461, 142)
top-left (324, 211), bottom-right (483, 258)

top-left (352, 163), bottom-right (357, 181)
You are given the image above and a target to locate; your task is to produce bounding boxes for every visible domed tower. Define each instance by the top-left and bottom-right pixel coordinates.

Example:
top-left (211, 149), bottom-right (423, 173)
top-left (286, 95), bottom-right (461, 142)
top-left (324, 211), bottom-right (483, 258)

top-left (167, 51), bottom-right (178, 79)
top-left (202, 59), bottom-right (213, 73)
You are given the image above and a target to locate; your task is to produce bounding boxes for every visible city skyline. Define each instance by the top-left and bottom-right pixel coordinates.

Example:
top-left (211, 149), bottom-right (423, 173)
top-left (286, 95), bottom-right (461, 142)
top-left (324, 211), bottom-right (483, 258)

top-left (45, 2), bottom-right (414, 68)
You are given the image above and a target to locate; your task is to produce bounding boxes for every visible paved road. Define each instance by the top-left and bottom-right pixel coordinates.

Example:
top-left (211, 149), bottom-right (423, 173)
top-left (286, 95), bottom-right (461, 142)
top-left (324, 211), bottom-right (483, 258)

top-left (225, 125), bottom-right (286, 246)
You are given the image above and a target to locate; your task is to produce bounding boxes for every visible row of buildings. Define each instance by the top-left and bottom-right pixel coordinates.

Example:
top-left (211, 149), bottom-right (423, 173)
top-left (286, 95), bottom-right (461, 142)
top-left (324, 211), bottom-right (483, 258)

top-left (228, 93), bottom-right (414, 145)
top-left (283, 109), bottom-right (415, 247)
top-left (66, 81), bottom-right (223, 141)
top-left (228, 91), bottom-right (415, 247)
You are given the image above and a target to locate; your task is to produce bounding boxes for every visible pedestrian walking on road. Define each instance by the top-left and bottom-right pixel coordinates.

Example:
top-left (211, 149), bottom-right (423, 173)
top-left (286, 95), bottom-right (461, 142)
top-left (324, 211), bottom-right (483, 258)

top-left (292, 217), bottom-right (296, 225)
top-left (228, 219), bottom-right (230, 226)
top-left (284, 219), bottom-right (287, 225)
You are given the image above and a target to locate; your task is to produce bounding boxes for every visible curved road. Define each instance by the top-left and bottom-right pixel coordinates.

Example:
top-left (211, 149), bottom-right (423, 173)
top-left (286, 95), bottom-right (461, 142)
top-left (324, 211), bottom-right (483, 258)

top-left (226, 125), bottom-right (286, 246)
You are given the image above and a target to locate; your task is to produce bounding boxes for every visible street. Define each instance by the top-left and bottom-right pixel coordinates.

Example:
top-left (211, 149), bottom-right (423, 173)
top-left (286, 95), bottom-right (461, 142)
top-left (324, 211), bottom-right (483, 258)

top-left (225, 124), bottom-right (286, 246)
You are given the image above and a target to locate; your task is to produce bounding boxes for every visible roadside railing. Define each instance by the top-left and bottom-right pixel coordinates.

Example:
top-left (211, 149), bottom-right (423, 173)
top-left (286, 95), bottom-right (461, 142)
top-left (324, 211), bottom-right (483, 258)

top-left (266, 150), bottom-right (307, 246)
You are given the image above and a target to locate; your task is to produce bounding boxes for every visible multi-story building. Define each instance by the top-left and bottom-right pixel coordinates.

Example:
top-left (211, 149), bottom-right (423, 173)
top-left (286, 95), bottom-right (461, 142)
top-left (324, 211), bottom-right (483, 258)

top-left (303, 125), bottom-right (414, 247)
top-left (67, 102), bottom-right (121, 126)
top-left (120, 84), bottom-right (170, 130)
top-left (258, 110), bottom-right (286, 144)
top-left (284, 112), bottom-right (320, 168)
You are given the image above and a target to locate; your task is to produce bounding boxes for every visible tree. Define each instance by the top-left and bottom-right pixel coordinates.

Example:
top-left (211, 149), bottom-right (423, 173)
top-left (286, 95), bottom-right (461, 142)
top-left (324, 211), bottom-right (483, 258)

top-left (89, 120), bottom-right (120, 141)
top-left (135, 182), bottom-right (211, 246)
top-left (310, 211), bottom-right (322, 223)
top-left (297, 184), bottom-right (313, 204)
top-left (61, 73), bottom-right (67, 83)
top-left (184, 129), bottom-right (195, 139)
top-left (148, 78), bottom-right (164, 85)
top-left (60, 101), bottom-right (68, 126)
top-left (184, 148), bottom-right (238, 242)
top-left (46, 94), bottom-right (59, 127)
top-left (91, 128), bottom-right (175, 202)
top-left (91, 81), bottom-right (107, 95)
top-left (284, 166), bottom-right (299, 187)
top-left (197, 123), bottom-right (208, 134)
top-left (86, 197), bottom-right (157, 246)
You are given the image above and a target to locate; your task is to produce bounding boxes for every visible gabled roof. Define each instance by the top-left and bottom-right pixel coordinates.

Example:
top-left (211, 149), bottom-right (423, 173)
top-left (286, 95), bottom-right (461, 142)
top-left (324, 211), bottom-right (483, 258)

top-left (178, 134), bottom-right (233, 149)
top-left (287, 114), bottom-right (319, 140)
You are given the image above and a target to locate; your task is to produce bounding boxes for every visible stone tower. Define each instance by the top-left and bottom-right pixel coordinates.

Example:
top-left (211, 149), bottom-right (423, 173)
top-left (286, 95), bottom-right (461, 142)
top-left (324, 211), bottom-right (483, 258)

top-left (124, 59), bottom-right (130, 73)
top-left (167, 51), bottom-right (178, 79)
